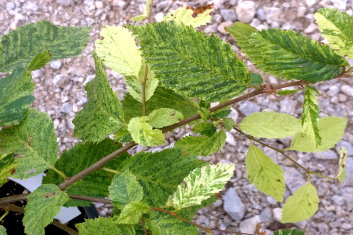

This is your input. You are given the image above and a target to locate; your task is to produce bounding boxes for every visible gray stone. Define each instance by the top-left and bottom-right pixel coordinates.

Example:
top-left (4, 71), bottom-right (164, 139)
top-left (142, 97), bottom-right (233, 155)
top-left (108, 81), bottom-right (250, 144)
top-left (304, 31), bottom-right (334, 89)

top-left (256, 8), bottom-right (266, 21)
top-left (332, 195), bottom-right (344, 205)
top-left (204, 24), bottom-right (218, 33)
top-left (272, 208), bottom-right (282, 221)
top-left (279, 98), bottom-right (297, 115)
top-left (220, 9), bottom-right (237, 22)
top-left (330, 0), bottom-right (347, 10)
top-left (306, 0), bottom-right (318, 7)
top-left (313, 150), bottom-right (337, 160)
top-left (239, 215), bottom-right (261, 234)
top-left (283, 167), bottom-right (306, 193)
top-left (56, 0), bottom-right (74, 6)
top-left (60, 103), bottom-right (73, 114)
top-left (217, 21), bottom-right (233, 34)
top-left (328, 85), bottom-right (339, 96)
top-left (263, 7), bottom-right (281, 24)
top-left (235, 1), bottom-right (256, 23)
top-left (336, 141), bottom-right (353, 156)
top-left (6, 2), bottom-right (15, 11)
top-left (259, 207), bottom-right (272, 223)
top-left (343, 157), bottom-right (353, 186)
top-left (341, 85), bottom-right (353, 97)
top-left (50, 60), bottom-right (62, 70)
top-left (238, 101), bottom-right (260, 116)
top-left (226, 132), bottom-right (237, 146)
top-left (53, 75), bottom-right (66, 87)
top-left (223, 188), bottom-right (245, 221)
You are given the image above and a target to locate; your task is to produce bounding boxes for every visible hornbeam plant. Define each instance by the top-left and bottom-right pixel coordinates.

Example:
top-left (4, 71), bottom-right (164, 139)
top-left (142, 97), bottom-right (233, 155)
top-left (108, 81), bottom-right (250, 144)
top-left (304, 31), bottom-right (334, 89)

top-left (0, 1), bottom-right (351, 234)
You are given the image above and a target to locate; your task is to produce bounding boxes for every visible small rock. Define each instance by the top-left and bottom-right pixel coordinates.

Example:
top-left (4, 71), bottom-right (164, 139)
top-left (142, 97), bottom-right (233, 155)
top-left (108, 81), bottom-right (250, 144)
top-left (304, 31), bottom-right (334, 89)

top-left (32, 69), bottom-right (43, 78)
top-left (239, 215), bottom-right (261, 234)
top-left (220, 9), bottom-right (237, 22)
top-left (156, 1), bottom-right (169, 11)
top-left (328, 85), bottom-right (339, 96)
top-left (297, 7), bottom-right (307, 17)
top-left (259, 207), bottom-right (272, 223)
top-left (279, 98), bottom-right (296, 115)
top-left (60, 103), bottom-right (73, 114)
top-left (343, 157), bottom-right (353, 186)
top-left (235, 1), bottom-right (256, 23)
top-left (230, 108), bottom-right (239, 122)
top-left (84, 74), bottom-right (95, 85)
top-left (226, 132), bottom-right (237, 146)
top-left (238, 101), bottom-right (260, 116)
top-left (304, 23), bottom-right (317, 34)
top-left (53, 75), bottom-right (66, 87)
top-left (223, 188), bottom-right (245, 221)
top-left (330, 0), bottom-right (347, 10)
top-left (313, 150), bottom-right (337, 160)
top-left (263, 7), bottom-right (281, 24)
top-left (95, 1), bottom-right (104, 8)
top-left (204, 24), bottom-right (218, 33)
top-left (154, 12), bottom-right (164, 22)
top-left (217, 21), bottom-right (233, 34)
top-left (306, 0), bottom-right (317, 7)
top-left (256, 8), bottom-right (266, 21)
top-left (332, 195), bottom-right (344, 205)
top-left (283, 167), bottom-right (306, 193)
top-left (273, 208), bottom-right (282, 222)
top-left (341, 84), bottom-right (353, 97)
top-left (50, 60), bottom-right (62, 70)
top-left (336, 141), bottom-right (353, 156)
top-left (6, 2), bottom-right (15, 11)
top-left (56, 0), bottom-right (74, 6)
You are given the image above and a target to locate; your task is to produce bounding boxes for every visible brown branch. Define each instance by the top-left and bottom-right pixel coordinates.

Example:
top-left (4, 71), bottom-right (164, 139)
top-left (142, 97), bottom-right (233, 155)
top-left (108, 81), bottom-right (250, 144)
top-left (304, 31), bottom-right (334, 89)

top-left (69, 195), bottom-right (111, 204)
top-left (0, 194), bottom-right (28, 205)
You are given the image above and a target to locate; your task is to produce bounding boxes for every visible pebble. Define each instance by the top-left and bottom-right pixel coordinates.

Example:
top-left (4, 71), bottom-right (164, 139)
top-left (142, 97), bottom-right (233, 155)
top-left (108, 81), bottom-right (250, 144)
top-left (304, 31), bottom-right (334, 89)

top-left (328, 85), bottom-right (339, 96)
top-left (239, 215), bottom-right (262, 234)
top-left (94, 1), bottom-right (104, 9)
top-left (306, 0), bottom-right (318, 7)
top-left (330, 0), bottom-right (347, 10)
top-left (331, 195), bottom-right (344, 205)
top-left (56, 0), bottom-right (74, 6)
top-left (60, 102), bottom-right (73, 114)
top-left (272, 208), bottom-right (282, 222)
top-left (279, 98), bottom-right (297, 115)
top-left (220, 9), bottom-right (237, 22)
top-left (235, 1), bottom-right (256, 23)
top-left (223, 188), bottom-right (245, 220)
top-left (304, 23), bottom-right (317, 34)
top-left (154, 12), bottom-right (164, 22)
top-left (343, 157), bottom-right (353, 186)
top-left (259, 207), bottom-right (272, 223)
top-left (313, 150), bottom-right (337, 160)
top-left (256, 8), bottom-right (266, 21)
top-left (217, 21), bottom-right (233, 34)
top-left (263, 7), bottom-right (281, 24)
top-left (238, 101), bottom-right (261, 116)
top-left (53, 74), bottom-right (67, 87)
top-left (336, 141), bottom-right (353, 156)
top-left (204, 24), bottom-right (218, 33)
top-left (341, 85), bottom-right (353, 97)
top-left (283, 166), bottom-right (306, 193)
top-left (338, 94), bottom-right (348, 102)
top-left (50, 60), bottom-right (62, 70)
top-left (6, 2), bottom-right (15, 11)
top-left (226, 132), bottom-right (237, 146)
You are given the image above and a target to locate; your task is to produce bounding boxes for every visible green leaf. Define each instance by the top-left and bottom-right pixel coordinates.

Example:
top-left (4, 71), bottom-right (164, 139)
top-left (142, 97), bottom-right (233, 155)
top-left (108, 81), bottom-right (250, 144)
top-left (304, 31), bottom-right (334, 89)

top-left (109, 171), bottom-right (144, 206)
top-left (147, 108), bottom-right (183, 128)
top-left (23, 184), bottom-right (69, 235)
top-left (213, 109), bottom-right (231, 119)
top-left (337, 147), bottom-right (348, 182)
top-left (291, 117), bottom-right (347, 152)
top-left (239, 112), bottom-right (301, 139)
top-left (73, 53), bottom-right (125, 143)
top-left (274, 229), bottom-right (305, 235)
top-left (315, 8), bottom-right (353, 57)
top-left (130, 0), bottom-right (153, 22)
top-left (121, 148), bottom-right (205, 207)
top-left (228, 22), bottom-right (347, 82)
top-left (128, 22), bottom-right (250, 102)
top-left (43, 139), bottom-right (128, 206)
top-left (177, 196), bottom-right (217, 220)
top-left (145, 211), bottom-right (199, 235)
top-left (127, 116), bottom-right (165, 147)
top-left (122, 86), bottom-right (198, 122)
top-left (96, 26), bottom-right (141, 77)
top-left (0, 109), bottom-right (58, 179)
top-left (116, 201), bottom-right (150, 224)
top-left (125, 61), bottom-right (158, 103)
top-left (276, 89), bottom-right (300, 96)
top-left (192, 122), bottom-right (217, 137)
top-left (245, 144), bottom-right (285, 202)
top-left (163, 6), bottom-right (214, 28)
top-left (282, 182), bottom-right (319, 223)
top-left (0, 20), bottom-right (89, 72)
top-left (175, 130), bottom-right (226, 156)
top-left (166, 163), bottom-right (234, 210)
top-left (250, 73), bottom-right (263, 85)
top-left (301, 86), bottom-right (321, 146)
top-left (27, 50), bottom-right (51, 71)
top-left (76, 217), bottom-right (135, 235)
top-left (0, 154), bottom-right (17, 187)
top-left (0, 226), bottom-right (6, 235)
top-left (223, 118), bottom-right (235, 131)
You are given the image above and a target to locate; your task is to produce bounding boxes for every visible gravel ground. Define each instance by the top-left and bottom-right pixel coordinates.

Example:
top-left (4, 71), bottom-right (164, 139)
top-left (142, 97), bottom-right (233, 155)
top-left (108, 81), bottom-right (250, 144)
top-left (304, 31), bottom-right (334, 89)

top-left (1, 0), bottom-right (353, 234)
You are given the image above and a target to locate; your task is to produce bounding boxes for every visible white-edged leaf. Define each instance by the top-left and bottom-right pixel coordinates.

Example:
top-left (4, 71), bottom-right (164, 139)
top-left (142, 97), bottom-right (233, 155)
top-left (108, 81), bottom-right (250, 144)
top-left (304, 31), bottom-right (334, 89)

top-left (147, 108), bottom-right (183, 128)
top-left (127, 116), bottom-right (165, 146)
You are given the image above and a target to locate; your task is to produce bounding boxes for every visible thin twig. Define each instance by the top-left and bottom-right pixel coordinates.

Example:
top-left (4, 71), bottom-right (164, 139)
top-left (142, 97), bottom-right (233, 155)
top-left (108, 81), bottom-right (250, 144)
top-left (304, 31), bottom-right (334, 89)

top-left (101, 167), bottom-right (119, 174)
top-left (0, 210), bottom-right (9, 222)
top-left (0, 194), bottom-right (28, 205)
top-left (69, 195), bottom-right (111, 204)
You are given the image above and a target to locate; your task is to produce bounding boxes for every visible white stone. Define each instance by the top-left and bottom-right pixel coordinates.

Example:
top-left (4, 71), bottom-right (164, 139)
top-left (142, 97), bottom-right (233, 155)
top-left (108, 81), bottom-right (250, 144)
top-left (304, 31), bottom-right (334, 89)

top-left (330, 0), bottom-right (347, 10)
top-left (306, 0), bottom-right (317, 7)
top-left (273, 208), bottom-right (282, 221)
top-left (60, 103), bottom-right (73, 114)
top-left (263, 7), bottom-right (281, 24)
top-left (217, 21), bottom-right (233, 34)
top-left (95, 1), bottom-right (104, 8)
top-left (50, 60), bottom-right (62, 70)
top-left (304, 23), bottom-right (317, 34)
top-left (341, 85), bottom-right (353, 97)
top-left (226, 132), bottom-right (237, 146)
top-left (283, 166), bottom-right (306, 193)
top-left (239, 215), bottom-right (262, 234)
top-left (56, 0), bottom-right (74, 6)
top-left (223, 188), bottom-right (245, 220)
top-left (236, 1), bottom-right (256, 23)
top-left (154, 12), bottom-right (164, 22)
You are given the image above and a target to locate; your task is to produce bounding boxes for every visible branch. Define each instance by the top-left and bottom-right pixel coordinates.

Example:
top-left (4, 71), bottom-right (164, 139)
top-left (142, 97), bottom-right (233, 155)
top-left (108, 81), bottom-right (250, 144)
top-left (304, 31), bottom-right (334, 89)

top-left (69, 195), bottom-right (111, 204)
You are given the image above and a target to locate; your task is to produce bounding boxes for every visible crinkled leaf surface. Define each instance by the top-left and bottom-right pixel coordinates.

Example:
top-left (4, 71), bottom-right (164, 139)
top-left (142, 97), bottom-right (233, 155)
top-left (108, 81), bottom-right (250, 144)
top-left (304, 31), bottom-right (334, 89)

top-left (282, 182), bottom-right (319, 223)
top-left (274, 229), bottom-right (305, 235)
top-left (163, 6), bottom-right (213, 28)
top-left (337, 147), bottom-right (348, 182)
top-left (291, 117), bottom-right (347, 152)
top-left (166, 163), bottom-right (234, 210)
top-left (116, 201), bottom-right (150, 224)
top-left (147, 108), bottom-right (183, 128)
top-left (76, 217), bottom-right (135, 235)
top-left (121, 148), bottom-right (205, 207)
top-left (96, 26), bottom-right (141, 77)
top-left (228, 22), bottom-right (347, 82)
top-left (129, 22), bottom-right (250, 102)
top-left (175, 130), bottom-right (226, 156)
top-left (0, 226), bottom-right (6, 235)
top-left (127, 116), bottom-right (165, 147)
top-left (239, 112), bottom-right (301, 139)
top-left (0, 109), bottom-right (58, 179)
top-left (0, 20), bottom-right (89, 72)
top-left (245, 144), bottom-right (285, 202)
top-left (0, 154), bottom-right (17, 187)
top-left (73, 54), bottom-right (125, 143)
top-left (43, 139), bottom-right (127, 206)
top-left (23, 184), bottom-right (69, 235)
top-left (315, 8), bottom-right (353, 57)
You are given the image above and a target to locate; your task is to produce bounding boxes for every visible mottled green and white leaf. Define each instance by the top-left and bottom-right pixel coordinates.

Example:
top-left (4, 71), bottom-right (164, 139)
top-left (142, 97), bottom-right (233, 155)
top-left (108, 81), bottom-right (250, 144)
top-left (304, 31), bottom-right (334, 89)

top-left (127, 116), bottom-right (165, 146)
top-left (76, 217), bottom-right (135, 235)
top-left (282, 182), bottom-right (319, 223)
top-left (337, 147), bottom-right (348, 182)
top-left (0, 154), bottom-right (17, 187)
top-left (245, 144), bottom-right (285, 202)
top-left (163, 6), bottom-right (213, 28)
top-left (166, 163), bottom-right (234, 210)
top-left (23, 184), bottom-right (69, 235)
top-left (116, 201), bottom-right (150, 224)
top-left (147, 108), bottom-right (183, 128)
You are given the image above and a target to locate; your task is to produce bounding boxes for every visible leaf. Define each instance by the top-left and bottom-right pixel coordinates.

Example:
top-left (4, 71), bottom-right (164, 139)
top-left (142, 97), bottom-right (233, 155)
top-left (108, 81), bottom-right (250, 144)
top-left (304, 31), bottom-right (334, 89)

top-left (192, 122), bottom-right (217, 137)
top-left (315, 8), bottom-right (353, 58)
top-left (147, 108), bottom-right (183, 128)
top-left (239, 112), bottom-right (301, 139)
top-left (145, 211), bottom-right (199, 235)
top-left (301, 86), bottom-right (321, 146)
top-left (43, 139), bottom-right (128, 206)
top-left (274, 229), bottom-right (305, 235)
top-left (96, 26), bottom-right (141, 77)
top-left (0, 154), bottom-right (17, 187)
top-left (109, 171), bottom-right (144, 206)
top-left (121, 148), bottom-right (205, 207)
top-left (276, 89), bottom-right (300, 96)
top-left (125, 61), bottom-right (158, 103)
top-left (73, 53), bottom-right (125, 143)
top-left (0, 109), bottom-right (58, 179)
top-left (250, 73), bottom-right (263, 85)
top-left (337, 147), bottom-right (348, 182)
top-left (127, 116), bottom-right (165, 147)
top-left (27, 50), bottom-right (51, 71)
top-left (228, 22), bottom-right (347, 82)
top-left (116, 201), bottom-right (150, 224)
top-left (128, 22), bottom-right (250, 102)
top-left (245, 144), bottom-right (285, 202)
top-left (0, 226), bottom-right (6, 235)
top-left (76, 217), bottom-right (135, 235)
top-left (166, 163), bottom-right (234, 210)
top-left (282, 182), bottom-right (319, 223)
top-left (163, 5), bottom-right (214, 28)
top-left (23, 184), bottom-right (69, 235)
top-left (291, 117), bottom-right (347, 152)
top-left (131, 0), bottom-right (153, 22)
top-left (175, 130), bottom-right (226, 156)
top-left (122, 86), bottom-right (198, 122)
top-left (0, 20), bottom-right (89, 72)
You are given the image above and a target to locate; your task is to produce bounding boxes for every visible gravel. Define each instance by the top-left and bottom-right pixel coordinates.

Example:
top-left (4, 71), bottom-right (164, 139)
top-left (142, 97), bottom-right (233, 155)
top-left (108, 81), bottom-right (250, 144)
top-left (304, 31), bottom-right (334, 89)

top-left (223, 187), bottom-right (245, 220)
